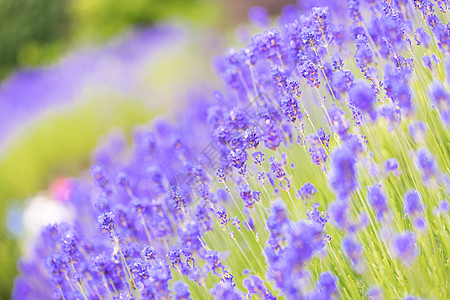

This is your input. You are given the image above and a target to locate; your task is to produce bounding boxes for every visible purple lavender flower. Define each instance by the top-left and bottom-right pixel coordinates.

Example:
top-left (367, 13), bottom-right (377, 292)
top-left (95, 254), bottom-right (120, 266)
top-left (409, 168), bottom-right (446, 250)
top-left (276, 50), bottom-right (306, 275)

top-left (328, 200), bottom-right (351, 231)
top-left (281, 95), bottom-right (303, 122)
top-left (439, 200), bottom-right (449, 214)
top-left (415, 148), bottom-right (439, 183)
top-left (298, 182), bottom-right (318, 200)
top-left (349, 80), bottom-right (377, 119)
top-left (328, 105), bottom-right (350, 138)
top-left (385, 157), bottom-right (400, 175)
top-left (403, 190), bottom-right (424, 219)
top-left (307, 203), bottom-right (328, 227)
top-left (211, 282), bottom-right (242, 300)
top-left (391, 231), bottom-right (418, 266)
top-left (216, 206), bottom-right (230, 225)
top-left (329, 148), bottom-right (357, 200)
top-left (315, 271), bottom-right (338, 297)
top-left (172, 281), bottom-right (191, 300)
top-left (98, 212), bottom-right (115, 232)
top-left (243, 275), bottom-right (268, 298)
top-left (342, 236), bottom-right (363, 271)
top-left (367, 184), bottom-right (389, 220)
top-left (252, 151), bottom-right (265, 165)
top-left (367, 286), bottom-right (383, 300)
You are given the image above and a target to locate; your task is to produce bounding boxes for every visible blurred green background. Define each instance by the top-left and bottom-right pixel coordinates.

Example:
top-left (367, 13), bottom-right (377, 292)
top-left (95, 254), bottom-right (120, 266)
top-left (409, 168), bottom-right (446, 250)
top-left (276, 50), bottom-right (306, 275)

top-left (0, 0), bottom-right (220, 79)
top-left (0, 0), bottom-right (295, 298)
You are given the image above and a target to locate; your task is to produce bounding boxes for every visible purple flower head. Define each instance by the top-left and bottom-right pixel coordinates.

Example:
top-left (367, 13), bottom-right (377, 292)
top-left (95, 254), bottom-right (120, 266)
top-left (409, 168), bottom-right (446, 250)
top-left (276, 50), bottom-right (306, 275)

top-left (252, 151), bottom-right (265, 165)
top-left (329, 148), bottom-right (357, 200)
top-left (307, 203), bottom-right (328, 227)
top-left (228, 148), bottom-right (248, 170)
top-left (355, 35), bottom-right (373, 70)
top-left (403, 190), bottom-right (424, 218)
top-left (332, 70), bottom-right (355, 98)
top-left (328, 200), bottom-right (351, 230)
top-left (168, 246), bottom-right (183, 271)
top-left (383, 65), bottom-right (413, 114)
top-left (349, 80), bottom-right (377, 119)
top-left (403, 296), bottom-right (422, 300)
top-left (367, 285), bottom-right (383, 300)
top-left (328, 105), bottom-right (349, 138)
top-left (98, 212), bottom-right (115, 232)
top-left (413, 217), bottom-right (427, 232)
top-left (408, 121), bottom-right (427, 142)
top-left (428, 81), bottom-right (450, 111)
top-left (347, 0), bottom-right (362, 22)
top-left (170, 186), bottom-right (186, 212)
top-left (271, 66), bottom-right (287, 88)
top-left (298, 60), bottom-right (321, 88)
top-left (422, 55), bottom-right (432, 70)
top-left (266, 200), bottom-right (289, 250)
top-left (95, 195), bottom-right (110, 213)
top-left (301, 27), bottom-right (320, 50)
top-left (415, 27), bottom-right (431, 47)
top-left (211, 282), bottom-right (242, 300)
top-left (143, 246), bottom-right (157, 261)
top-left (262, 121), bottom-right (283, 150)
top-left (130, 258), bottom-right (149, 281)
top-left (342, 236), bottom-right (363, 267)
top-left (298, 182), bottom-right (318, 200)
top-left (216, 168), bottom-right (226, 184)
top-left (216, 188), bottom-right (228, 202)
top-left (317, 127), bottom-right (331, 148)
top-left (415, 148), bottom-right (438, 183)
top-left (316, 271), bottom-right (338, 297)
top-left (379, 105), bottom-right (401, 131)
top-left (195, 201), bottom-right (214, 232)
top-left (287, 80), bottom-right (302, 98)
top-left (281, 95), bottom-right (303, 122)
top-left (216, 206), bottom-right (230, 225)
top-left (45, 253), bottom-right (69, 286)
top-left (243, 275), bottom-right (267, 298)
top-left (343, 134), bottom-right (364, 157)
top-left (269, 157), bottom-right (286, 179)
top-left (205, 250), bottom-right (225, 275)
top-left (332, 55), bottom-right (344, 71)
top-left (231, 216), bottom-right (241, 230)
top-left (308, 146), bottom-right (328, 170)
top-left (90, 165), bottom-right (110, 190)
top-left (439, 200), bottom-right (449, 214)
top-left (385, 157), bottom-right (400, 175)
top-left (196, 183), bottom-right (211, 200)
top-left (179, 224), bottom-right (203, 254)
top-left (244, 128), bottom-right (260, 149)
top-left (172, 281), bottom-right (191, 300)
top-left (367, 183), bottom-right (389, 220)
top-left (391, 231), bottom-right (418, 266)
top-left (239, 184), bottom-right (255, 208)
top-left (252, 191), bottom-right (261, 203)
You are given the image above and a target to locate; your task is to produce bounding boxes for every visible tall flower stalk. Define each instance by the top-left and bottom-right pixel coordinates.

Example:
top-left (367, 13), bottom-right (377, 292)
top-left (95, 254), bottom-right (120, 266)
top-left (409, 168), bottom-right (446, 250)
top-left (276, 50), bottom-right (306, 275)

top-left (13, 1), bottom-right (450, 299)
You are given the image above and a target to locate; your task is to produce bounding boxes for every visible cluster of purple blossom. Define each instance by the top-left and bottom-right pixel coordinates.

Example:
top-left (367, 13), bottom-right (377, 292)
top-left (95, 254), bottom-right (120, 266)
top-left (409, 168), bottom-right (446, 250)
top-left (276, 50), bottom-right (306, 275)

top-left (13, 1), bottom-right (450, 299)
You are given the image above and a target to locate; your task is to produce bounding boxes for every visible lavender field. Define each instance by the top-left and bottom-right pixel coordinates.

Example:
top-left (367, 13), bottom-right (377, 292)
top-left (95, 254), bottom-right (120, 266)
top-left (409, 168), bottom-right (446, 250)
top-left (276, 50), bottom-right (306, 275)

top-left (2, 1), bottom-right (450, 299)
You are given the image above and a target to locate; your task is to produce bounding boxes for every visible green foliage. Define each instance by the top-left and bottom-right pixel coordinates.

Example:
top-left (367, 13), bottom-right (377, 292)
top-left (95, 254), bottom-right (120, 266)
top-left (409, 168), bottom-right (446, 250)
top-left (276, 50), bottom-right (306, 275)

top-left (71, 0), bottom-right (221, 40)
top-left (0, 0), bottom-right (220, 80)
top-left (0, 0), bottom-right (71, 79)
